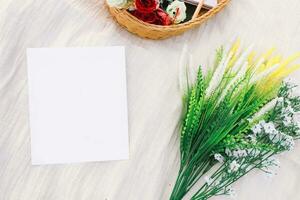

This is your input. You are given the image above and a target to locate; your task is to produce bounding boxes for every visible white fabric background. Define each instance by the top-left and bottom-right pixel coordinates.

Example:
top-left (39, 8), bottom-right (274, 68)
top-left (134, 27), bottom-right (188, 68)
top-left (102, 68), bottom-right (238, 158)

top-left (0, 0), bottom-right (300, 199)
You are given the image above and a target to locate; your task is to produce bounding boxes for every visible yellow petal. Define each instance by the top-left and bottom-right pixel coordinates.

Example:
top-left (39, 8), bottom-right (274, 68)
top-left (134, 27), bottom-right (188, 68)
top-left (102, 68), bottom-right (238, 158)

top-left (230, 39), bottom-right (240, 55)
top-left (269, 53), bottom-right (300, 78)
top-left (280, 52), bottom-right (300, 68)
top-left (264, 56), bottom-right (282, 71)
top-left (228, 54), bottom-right (238, 69)
top-left (248, 51), bottom-right (256, 67)
top-left (257, 63), bottom-right (267, 73)
top-left (263, 48), bottom-right (276, 60)
top-left (280, 64), bottom-right (300, 77)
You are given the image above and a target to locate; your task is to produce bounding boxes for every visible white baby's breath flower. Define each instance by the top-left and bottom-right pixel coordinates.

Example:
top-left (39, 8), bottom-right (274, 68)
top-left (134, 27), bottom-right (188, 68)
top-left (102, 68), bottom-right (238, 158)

top-left (267, 129), bottom-right (280, 143)
top-left (281, 134), bottom-right (295, 150)
top-left (269, 158), bottom-right (280, 167)
top-left (166, 0), bottom-right (187, 24)
top-left (283, 105), bottom-right (295, 115)
top-left (270, 132), bottom-right (281, 143)
top-left (262, 158), bottom-right (280, 179)
top-left (214, 153), bottom-right (224, 163)
top-left (251, 124), bottom-right (262, 135)
top-left (247, 134), bottom-right (257, 143)
top-left (286, 99), bottom-right (292, 106)
top-left (259, 120), bottom-right (266, 125)
top-left (283, 114), bottom-right (293, 126)
top-left (274, 160), bottom-right (280, 168)
top-left (229, 160), bottom-right (240, 172)
top-left (231, 149), bottom-right (247, 158)
top-left (268, 130), bottom-right (294, 148)
top-left (227, 186), bottom-right (236, 198)
top-left (232, 150), bottom-right (239, 158)
top-left (204, 176), bottom-right (213, 185)
top-left (277, 97), bottom-right (284, 104)
top-left (269, 128), bottom-right (278, 137)
top-left (238, 149), bottom-right (247, 157)
top-left (265, 168), bottom-right (276, 179)
top-left (247, 148), bottom-right (260, 157)
top-left (107, 0), bottom-right (127, 8)
top-left (262, 122), bottom-right (276, 134)
top-left (225, 148), bottom-right (232, 157)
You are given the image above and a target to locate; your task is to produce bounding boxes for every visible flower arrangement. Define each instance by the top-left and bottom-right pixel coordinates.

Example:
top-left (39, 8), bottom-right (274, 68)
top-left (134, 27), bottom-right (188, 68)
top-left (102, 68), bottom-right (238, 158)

top-left (107, 0), bottom-right (189, 25)
top-left (107, 0), bottom-right (230, 39)
top-left (170, 40), bottom-right (300, 199)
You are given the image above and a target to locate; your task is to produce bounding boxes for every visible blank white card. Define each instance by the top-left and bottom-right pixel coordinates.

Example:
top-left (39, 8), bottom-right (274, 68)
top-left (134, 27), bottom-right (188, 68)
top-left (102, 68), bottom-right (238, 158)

top-left (27, 47), bottom-right (129, 165)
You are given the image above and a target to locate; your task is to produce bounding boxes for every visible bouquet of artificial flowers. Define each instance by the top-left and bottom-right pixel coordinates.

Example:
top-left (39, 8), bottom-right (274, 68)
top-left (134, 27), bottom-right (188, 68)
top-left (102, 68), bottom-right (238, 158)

top-left (107, 0), bottom-right (188, 25)
top-left (170, 40), bottom-right (300, 200)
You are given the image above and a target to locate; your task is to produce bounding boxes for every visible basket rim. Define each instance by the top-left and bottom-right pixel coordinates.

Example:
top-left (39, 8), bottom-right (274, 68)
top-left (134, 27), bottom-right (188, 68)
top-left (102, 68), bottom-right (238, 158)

top-left (108, 0), bottom-right (230, 30)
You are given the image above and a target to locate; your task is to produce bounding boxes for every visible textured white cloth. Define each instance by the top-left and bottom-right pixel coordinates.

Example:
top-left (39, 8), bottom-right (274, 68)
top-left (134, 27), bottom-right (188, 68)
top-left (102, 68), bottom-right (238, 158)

top-left (0, 0), bottom-right (300, 199)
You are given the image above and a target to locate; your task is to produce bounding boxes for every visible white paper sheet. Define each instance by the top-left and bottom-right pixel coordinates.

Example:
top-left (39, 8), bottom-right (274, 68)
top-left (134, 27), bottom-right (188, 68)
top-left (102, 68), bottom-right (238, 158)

top-left (27, 46), bottom-right (129, 165)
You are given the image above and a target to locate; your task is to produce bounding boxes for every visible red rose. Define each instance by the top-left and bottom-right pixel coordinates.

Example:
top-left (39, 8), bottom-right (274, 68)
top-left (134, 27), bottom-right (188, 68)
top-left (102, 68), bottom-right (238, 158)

top-left (130, 8), bottom-right (172, 26)
top-left (155, 8), bottom-right (172, 25)
top-left (135, 0), bottom-right (159, 14)
top-left (130, 10), bottom-right (157, 24)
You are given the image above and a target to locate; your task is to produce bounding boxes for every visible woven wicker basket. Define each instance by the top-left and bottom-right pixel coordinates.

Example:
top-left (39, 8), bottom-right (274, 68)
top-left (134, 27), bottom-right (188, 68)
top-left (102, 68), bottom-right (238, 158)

top-left (107, 0), bottom-right (230, 40)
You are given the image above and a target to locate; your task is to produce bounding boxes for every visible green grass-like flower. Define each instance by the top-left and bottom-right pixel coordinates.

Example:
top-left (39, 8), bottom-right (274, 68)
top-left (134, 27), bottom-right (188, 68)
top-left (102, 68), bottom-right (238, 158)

top-left (170, 41), bottom-right (300, 200)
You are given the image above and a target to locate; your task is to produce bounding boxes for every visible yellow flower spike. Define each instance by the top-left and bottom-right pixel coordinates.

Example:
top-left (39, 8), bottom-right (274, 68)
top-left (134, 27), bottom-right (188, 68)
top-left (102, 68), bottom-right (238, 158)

top-left (247, 51), bottom-right (256, 67)
top-left (266, 63), bottom-right (300, 81)
top-left (263, 48), bottom-right (276, 60)
top-left (247, 48), bottom-right (276, 75)
top-left (257, 76), bottom-right (282, 96)
top-left (228, 54), bottom-right (238, 69)
top-left (266, 56), bottom-right (282, 69)
top-left (270, 67), bottom-right (285, 78)
top-left (255, 82), bottom-right (270, 96)
top-left (269, 53), bottom-right (300, 78)
top-left (255, 48), bottom-right (277, 72)
top-left (280, 52), bottom-right (300, 69)
top-left (280, 64), bottom-right (300, 77)
top-left (230, 39), bottom-right (240, 55)
top-left (266, 72), bottom-right (283, 83)
top-left (224, 39), bottom-right (240, 70)
top-left (257, 63), bottom-right (266, 73)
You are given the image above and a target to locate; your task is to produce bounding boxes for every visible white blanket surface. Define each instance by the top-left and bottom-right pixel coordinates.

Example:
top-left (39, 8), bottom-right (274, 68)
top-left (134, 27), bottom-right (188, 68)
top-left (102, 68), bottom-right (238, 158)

top-left (0, 0), bottom-right (300, 199)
